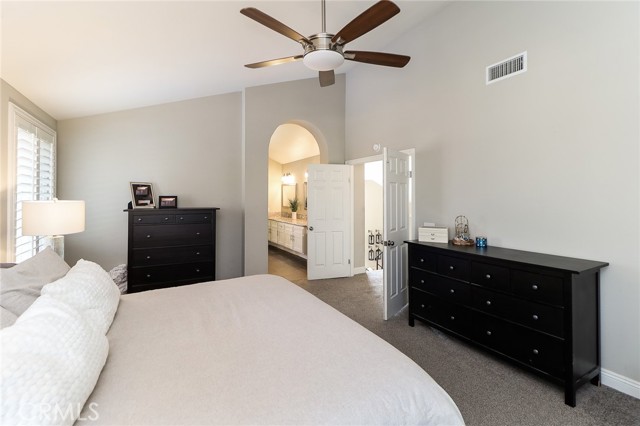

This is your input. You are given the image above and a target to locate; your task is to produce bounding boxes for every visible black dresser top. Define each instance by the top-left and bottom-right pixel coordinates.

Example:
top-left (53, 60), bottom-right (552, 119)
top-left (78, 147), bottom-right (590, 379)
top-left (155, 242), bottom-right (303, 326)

top-left (406, 240), bottom-right (608, 274)
top-left (124, 208), bottom-right (219, 214)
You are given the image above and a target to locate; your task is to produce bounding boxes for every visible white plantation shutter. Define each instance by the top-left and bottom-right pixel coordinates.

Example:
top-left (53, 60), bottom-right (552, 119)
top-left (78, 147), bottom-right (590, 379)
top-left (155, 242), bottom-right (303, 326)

top-left (10, 104), bottom-right (56, 262)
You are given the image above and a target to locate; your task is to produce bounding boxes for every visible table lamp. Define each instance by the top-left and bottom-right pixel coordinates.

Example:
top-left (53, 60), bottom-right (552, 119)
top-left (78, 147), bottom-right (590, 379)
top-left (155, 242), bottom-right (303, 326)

top-left (21, 199), bottom-right (85, 259)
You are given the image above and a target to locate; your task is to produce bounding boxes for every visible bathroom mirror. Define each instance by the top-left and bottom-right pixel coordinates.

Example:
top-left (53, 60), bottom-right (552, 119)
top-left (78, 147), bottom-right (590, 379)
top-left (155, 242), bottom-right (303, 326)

top-left (282, 184), bottom-right (297, 207)
top-left (304, 182), bottom-right (308, 210)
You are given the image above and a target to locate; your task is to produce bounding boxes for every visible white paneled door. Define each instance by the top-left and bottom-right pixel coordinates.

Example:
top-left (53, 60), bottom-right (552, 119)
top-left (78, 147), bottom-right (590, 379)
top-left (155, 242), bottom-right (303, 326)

top-left (307, 164), bottom-right (353, 280)
top-left (383, 148), bottom-right (411, 320)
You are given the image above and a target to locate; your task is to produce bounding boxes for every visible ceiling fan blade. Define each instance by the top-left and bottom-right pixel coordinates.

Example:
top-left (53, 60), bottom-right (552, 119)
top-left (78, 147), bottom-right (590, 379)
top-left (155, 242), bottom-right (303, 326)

top-left (331, 0), bottom-right (400, 45)
top-left (245, 55), bottom-right (303, 69)
top-left (344, 51), bottom-right (410, 68)
top-left (319, 70), bottom-right (335, 87)
top-left (241, 8), bottom-right (310, 45)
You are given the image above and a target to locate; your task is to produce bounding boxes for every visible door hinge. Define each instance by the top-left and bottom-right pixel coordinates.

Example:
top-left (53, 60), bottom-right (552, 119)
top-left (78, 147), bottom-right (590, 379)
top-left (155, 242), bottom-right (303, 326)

top-left (409, 171), bottom-right (413, 178)
top-left (348, 259), bottom-right (351, 264)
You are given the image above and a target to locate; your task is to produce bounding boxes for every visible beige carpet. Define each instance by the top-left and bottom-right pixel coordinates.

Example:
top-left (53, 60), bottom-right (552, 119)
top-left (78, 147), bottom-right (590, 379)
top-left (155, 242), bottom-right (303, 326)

top-left (268, 247), bottom-right (640, 426)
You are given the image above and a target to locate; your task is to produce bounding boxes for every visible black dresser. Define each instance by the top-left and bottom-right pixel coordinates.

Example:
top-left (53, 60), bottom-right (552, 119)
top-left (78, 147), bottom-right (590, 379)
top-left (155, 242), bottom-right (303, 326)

top-left (126, 208), bottom-right (219, 293)
top-left (406, 241), bottom-right (608, 407)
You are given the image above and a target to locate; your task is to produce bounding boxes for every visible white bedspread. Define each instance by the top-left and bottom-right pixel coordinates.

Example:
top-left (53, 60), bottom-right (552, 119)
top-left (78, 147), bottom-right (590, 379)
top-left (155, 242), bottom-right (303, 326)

top-left (78, 274), bottom-right (464, 425)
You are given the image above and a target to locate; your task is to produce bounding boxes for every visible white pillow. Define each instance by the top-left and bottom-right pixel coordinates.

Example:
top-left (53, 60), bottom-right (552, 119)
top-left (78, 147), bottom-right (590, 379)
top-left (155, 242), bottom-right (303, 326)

top-left (1, 293), bottom-right (109, 426)
top-left (0, 307), bottom-right (18, 329)
top-left (41, 260), bottom-right (120, 335)
top-left (0, 247), bottom-right (70, 317)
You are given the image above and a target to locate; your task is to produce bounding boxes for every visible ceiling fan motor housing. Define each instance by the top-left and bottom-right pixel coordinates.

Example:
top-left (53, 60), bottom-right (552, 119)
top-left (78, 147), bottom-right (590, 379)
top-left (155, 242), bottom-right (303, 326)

top-left (303, 33), bottom-right (345, 71)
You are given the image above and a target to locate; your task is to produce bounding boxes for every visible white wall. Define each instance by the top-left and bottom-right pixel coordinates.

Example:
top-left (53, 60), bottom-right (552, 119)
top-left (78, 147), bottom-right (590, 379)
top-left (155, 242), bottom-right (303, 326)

top-left (268, 158), bottom-right (283, 214)
top-left (57, 93), bottom-right (244, 279)
top-left (244, 75), bottom-right (345, 275)
top-left (346, 1), bottom-right (640, 389)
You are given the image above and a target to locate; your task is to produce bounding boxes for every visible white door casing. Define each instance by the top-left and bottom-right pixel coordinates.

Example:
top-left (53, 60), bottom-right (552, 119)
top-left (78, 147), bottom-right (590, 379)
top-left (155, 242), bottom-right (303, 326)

top-left (383, 148), bottom-right (411, 320)
top-left (307, 164), bottom-right (353, 280)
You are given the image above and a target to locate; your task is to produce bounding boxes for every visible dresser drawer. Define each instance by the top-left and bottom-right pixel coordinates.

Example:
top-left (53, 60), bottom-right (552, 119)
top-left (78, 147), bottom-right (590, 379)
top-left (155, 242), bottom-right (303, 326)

top-left (410, 247), bottom-right (436, 272)
top-left (132, 245), bottom-right (213, 266)
top-left (512, 328), bottom-right (564, 378)
top-left (472, 312), bottom-right (516, 356)
top-left (471, 286), bottom-right (512, 319)
top-left (133, 224), bottom-right (212, 247)
top-left (471, 262), bottom-right (509, 291)
top-left (412, 269), bottom-right (471, 304)
top-left (471, 287), bottom-right (564, 337)
top-left (176, 213), bottom-right (213, 224)
top-left (437, 255), bottom-right (470, 281)
top-left (512, 270), bottom-right (563, 306)
top-left (130, 262), bottom-right (214, 286)
top-left (411, 290), bottom-right (472, 335)
top-left (511, 299), bottom-right (564, 338)
top-left (132, 214), bottom-right (175, 224)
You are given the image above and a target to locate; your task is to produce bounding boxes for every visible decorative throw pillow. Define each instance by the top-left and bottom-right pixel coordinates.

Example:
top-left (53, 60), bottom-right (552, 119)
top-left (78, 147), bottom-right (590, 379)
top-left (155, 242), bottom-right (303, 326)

top-left (0, 247), bottom-right (70, 317)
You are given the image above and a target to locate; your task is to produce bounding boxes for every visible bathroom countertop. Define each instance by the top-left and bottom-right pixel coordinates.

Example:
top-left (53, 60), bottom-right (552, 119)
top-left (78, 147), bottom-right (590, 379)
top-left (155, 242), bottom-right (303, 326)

top-left (268, 214), bottom-right (308, 227)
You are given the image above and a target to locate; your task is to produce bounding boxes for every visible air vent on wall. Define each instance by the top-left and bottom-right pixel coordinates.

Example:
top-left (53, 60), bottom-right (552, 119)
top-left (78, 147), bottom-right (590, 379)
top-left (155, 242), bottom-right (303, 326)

top-left (486, 51), bottom-right (527, 85)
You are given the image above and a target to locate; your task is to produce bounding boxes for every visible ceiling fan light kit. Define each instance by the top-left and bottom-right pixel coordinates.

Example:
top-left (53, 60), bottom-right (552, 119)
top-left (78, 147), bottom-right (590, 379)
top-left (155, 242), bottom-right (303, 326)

top-left (241, 0), bottom-right (411, 87)
top-left (304, 49), bottom-right (345, 72)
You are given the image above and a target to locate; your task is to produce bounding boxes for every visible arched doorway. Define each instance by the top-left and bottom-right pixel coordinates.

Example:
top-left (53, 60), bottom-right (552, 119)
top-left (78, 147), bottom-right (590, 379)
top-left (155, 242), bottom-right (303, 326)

top-left (267, 122), bottom-right (323, 280)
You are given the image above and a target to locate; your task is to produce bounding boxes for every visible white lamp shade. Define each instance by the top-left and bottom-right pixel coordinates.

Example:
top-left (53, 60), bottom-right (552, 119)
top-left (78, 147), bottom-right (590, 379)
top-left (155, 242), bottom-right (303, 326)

top-left (22, 200), bottom-right (85, 236)
top-left (303, 50), bottom-right (344, 71)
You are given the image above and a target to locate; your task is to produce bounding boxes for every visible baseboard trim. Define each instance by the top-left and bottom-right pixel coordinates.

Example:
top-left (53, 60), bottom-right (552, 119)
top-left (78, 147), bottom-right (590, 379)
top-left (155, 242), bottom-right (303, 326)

top-left (602, 368), bottom-right (640, 399)
top-left (352, 266), bottom-right (366, 275)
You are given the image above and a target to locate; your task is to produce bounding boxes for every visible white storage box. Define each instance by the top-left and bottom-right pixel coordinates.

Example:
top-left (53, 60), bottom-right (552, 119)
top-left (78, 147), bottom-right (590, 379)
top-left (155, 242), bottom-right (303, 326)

top-left (419, 227), bottom-right (448, 243)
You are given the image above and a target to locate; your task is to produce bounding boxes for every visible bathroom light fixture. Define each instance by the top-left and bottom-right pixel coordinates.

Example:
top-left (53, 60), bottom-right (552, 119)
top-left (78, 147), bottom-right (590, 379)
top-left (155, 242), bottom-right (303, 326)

top-left (281, 173), bottom-right (295, 185)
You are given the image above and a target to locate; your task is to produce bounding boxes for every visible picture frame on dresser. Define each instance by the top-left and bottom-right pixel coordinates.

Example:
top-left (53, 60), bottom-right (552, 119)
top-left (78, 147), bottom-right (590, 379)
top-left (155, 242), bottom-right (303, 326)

top-left (130, 182), bottom-right (155, 209)
top-left (158, 196), bottom-right (178, 209)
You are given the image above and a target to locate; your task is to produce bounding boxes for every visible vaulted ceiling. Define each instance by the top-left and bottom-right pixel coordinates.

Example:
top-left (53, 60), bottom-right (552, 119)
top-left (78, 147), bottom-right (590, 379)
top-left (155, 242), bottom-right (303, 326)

top-left (1, 1), bottom-right (448, 120)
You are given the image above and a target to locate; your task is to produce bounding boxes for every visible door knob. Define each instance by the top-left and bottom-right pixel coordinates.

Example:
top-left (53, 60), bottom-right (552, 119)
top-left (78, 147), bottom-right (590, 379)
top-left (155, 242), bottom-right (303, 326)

top-left (308, 226), bottom-right (314, 231)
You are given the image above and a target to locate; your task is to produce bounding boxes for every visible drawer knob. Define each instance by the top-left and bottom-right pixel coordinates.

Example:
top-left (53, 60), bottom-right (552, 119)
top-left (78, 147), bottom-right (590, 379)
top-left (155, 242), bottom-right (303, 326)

top-left (196, 232), bottom-right (200, 236)
top-left (146, 274), bottom-right (151, 278)
top-left (146, 256), bottom-right (151, 259)
top-left (486, 300), bottom-right (492, 306)
top-left (146, 235), bottom-right (151, 238)
top-left (196, 252), bottom-right (201, 255)
top-left (196, 268), bottom-right (200, 273)
top-left (204, 216), bottom-right (208, 219)
top-left (164, 217), bottom-right (169, 221)
top-left (485, 274), bottom-right (491, 279)
top-left (532, 314), bottom-right (539, 320)
top-left (449, 289), bottom-right (455, 294)
top-left (137, 218), bottom-right (142, 222)
top-left (486, 330), bottom-right (492, 336)
top-left (531, 284), bottom-right (539, 290)
top-left (532, 349), bottom-right (539, 355)
top-left (421, 304), bottom-right (425, 308)
top-left (449, 265), bottom-right (455, 270)
top-left (179, 217), bottom-right (184, 220)
top-left (420, 258), bottom-right (424, 263)
top-left (450, 316), bottom-right (455, 320)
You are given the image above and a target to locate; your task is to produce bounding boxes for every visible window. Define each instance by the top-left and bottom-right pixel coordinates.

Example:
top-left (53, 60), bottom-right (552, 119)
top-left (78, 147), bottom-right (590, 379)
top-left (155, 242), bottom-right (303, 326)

top-left (8, 103), bottom-right (57, 262)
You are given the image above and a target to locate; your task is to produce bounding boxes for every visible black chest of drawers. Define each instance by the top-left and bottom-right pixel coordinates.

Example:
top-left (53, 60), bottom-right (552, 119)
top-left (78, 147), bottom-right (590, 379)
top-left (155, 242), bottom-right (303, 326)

top-left (126, 208), bottom-right (219, 293)
top-left (407, 241), bottom-right (608, 407)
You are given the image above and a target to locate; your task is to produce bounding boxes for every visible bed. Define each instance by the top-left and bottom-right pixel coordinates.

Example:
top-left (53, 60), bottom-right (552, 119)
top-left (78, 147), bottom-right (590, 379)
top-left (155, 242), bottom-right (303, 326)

top-left (1, 248), bottom-right (464, 425)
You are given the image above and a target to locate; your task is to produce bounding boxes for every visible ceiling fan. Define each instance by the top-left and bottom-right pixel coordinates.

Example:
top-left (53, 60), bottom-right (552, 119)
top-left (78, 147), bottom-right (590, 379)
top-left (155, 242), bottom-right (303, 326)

top-left (240, 0), bottom-right (411, 87)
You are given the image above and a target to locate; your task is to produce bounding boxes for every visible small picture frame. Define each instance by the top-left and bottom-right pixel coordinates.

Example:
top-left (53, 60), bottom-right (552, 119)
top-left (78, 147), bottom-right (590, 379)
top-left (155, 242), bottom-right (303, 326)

top-left (158, 195), bottom-right (178, 209)
top-left (130, 182), bottom-right (155, 209)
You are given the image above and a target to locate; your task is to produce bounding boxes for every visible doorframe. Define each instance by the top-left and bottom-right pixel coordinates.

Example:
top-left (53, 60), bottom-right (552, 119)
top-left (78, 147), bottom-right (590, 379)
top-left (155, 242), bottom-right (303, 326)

top-left (346, 148), bottom-right (416, 276)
